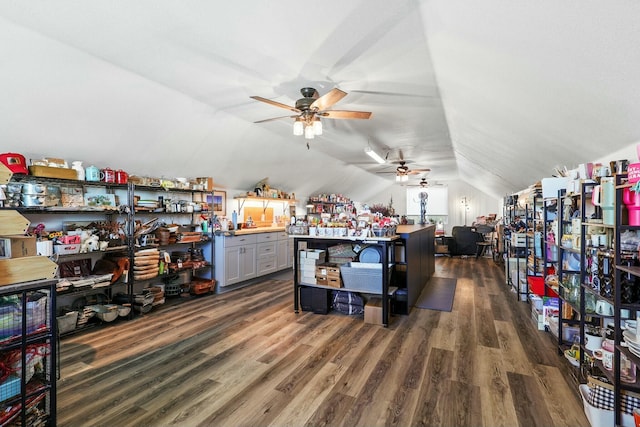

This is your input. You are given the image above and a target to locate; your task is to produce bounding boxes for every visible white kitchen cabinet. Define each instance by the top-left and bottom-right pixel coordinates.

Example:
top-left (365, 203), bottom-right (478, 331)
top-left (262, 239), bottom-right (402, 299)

top-left (215, 231), bottom-right (292, 288)
top-left (277, 238), bottom-right (289, 270)
top-left (223, 244), bottom-right (257, 286)
top-left (215, 234), bottom-right (257, 287)
top-left (275, 232), bottom-right (290, 270)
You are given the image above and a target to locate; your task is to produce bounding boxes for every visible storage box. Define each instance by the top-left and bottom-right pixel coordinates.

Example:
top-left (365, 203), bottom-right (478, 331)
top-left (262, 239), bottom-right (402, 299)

top-left (529, 294), bottom-right (543, 311)
top-left (300, 286), bottom-right (330, 314)
top-left (542, 297), bottom-right (559, 327)
top-left (316, 263), bottom-right (340, 278)
top-left (53, 244), bottom-right (81, 255)
top-left (57, 311), bottom-right (78, 334)
top-left (340, 262), bottom-right (386, 293)
top-left (0, 235), bottom-right (36, 259)
top-left (510, 233), bottom-right (527, 247)
top-left (0, 296), bottom-right (47, 339)
top-left (541, 177), bottom-right (569, 198)
top-left (0, 375), bottom-right (20, 402)
top-left (364, 297), bottom-right (383, 325)
top-left (299, 249), bottom-right (326, 260)
top-left (579, 384), bottom-right (634, 427)
top-left (531, 306), bottom-right (544, 330)
top-left (28, 165), bottom-right (78, 180)
top-left (317, 275), bottom-right (342, 288)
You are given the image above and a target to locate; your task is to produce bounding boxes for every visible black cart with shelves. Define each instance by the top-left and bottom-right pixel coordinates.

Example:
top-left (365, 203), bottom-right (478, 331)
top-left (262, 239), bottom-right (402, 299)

top-left (292, 235), bottom-right (398, 326)
top-left (0, 279), bottom-right (57, 426)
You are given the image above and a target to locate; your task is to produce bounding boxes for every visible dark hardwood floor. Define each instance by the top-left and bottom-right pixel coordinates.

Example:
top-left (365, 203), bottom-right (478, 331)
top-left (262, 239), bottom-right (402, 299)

top-left (57, 256), bottom-right (589, 426)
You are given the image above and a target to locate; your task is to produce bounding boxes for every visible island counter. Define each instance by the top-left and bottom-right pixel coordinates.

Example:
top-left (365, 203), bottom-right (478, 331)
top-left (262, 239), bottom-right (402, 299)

top-left (292, 223), bottom-right (435, 325)
top-left (395, 224), bottom-right (436, 311)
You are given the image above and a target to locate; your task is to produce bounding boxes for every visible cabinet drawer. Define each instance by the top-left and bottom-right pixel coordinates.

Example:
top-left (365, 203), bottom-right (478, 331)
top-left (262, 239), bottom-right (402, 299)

top-left (257, 256), bottom-right (277, 276)
top-left (257, 241), bottom-right (276, 257)
top-left (275, 232), bottom-right (289, 241)
top-left (257, 232), bottom-right (278, 243)
top-left (223, 234), bottom-right (257, 248)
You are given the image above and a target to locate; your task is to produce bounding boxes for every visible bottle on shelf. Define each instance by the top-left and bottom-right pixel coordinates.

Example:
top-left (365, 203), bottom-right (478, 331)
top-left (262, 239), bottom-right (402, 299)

top-left (232, 210), bottom-right (238, 229)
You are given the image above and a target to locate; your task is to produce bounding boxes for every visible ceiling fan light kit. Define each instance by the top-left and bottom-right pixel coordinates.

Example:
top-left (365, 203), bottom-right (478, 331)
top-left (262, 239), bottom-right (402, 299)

top-left (396, 174), bottom-right (409, 182)
top-left (252, 87), bottom-right (371, 144)
top-left (364, 146), bottom-right (386, 164)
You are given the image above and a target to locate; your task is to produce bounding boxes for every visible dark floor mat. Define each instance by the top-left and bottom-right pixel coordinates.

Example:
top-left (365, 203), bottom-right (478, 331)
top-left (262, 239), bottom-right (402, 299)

top-left (415, 277), bottom-right (457, 312)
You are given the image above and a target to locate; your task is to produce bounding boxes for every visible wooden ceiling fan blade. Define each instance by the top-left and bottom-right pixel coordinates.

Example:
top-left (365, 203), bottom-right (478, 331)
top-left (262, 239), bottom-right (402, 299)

top-left (254, 115), bottom-right (298, 124)
top-left (310, 88), bottom-right (347, 111)
top-left (250, 96), bottom-right (300, 113)
top-left (320, 110), bottom-right (372, 119)
top-left (411, 168), bottom-right (431, 172)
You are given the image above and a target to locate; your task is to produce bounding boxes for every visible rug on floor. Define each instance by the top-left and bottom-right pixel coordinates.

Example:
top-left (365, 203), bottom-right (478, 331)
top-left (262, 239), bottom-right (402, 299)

top-left (415, 277), bottom-right (457, 312)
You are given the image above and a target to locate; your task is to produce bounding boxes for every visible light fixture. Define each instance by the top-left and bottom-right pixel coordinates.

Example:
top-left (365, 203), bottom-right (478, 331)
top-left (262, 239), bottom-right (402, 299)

top-left (364, 146), bottom-right (386, 164)
top-left (304, 124), bottom-right (315, 139)
top-left (313, 117), bottom-right (322, 135)
top-left (395, 173), bottom-right (408, 182)
top-left (295, 114), bottom-right (323, 140)
top-left (461, 196), bottom-right (470, 225)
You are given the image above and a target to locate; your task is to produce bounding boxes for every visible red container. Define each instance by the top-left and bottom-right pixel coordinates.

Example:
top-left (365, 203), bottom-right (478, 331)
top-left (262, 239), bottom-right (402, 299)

top-left (528, 276), bottom-right (559, 298)
top-left (0, 153), bottom-right (28, 175)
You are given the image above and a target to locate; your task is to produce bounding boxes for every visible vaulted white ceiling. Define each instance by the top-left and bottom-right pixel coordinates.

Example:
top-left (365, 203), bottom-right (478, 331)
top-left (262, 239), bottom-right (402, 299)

top-left (1, 1), bottom-right (639, 202)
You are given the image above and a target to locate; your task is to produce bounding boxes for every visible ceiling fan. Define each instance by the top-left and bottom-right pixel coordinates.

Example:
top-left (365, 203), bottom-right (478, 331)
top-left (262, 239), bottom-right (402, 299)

top-left (377, 161), bottom-right (431, 182)
top-left (250, 87), bottom-right (372, 147)
top-left (405, 177), bottom-right (430, 188)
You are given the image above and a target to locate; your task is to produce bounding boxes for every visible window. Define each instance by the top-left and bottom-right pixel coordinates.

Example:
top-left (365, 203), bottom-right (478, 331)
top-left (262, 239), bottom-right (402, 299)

top-left (406, 186), bottom-right (448, 217)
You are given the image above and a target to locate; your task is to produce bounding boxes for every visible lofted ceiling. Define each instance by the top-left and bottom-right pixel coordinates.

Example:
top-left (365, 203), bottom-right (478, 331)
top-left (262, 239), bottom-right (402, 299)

top-left (0, 1), bottom-right (639, 203)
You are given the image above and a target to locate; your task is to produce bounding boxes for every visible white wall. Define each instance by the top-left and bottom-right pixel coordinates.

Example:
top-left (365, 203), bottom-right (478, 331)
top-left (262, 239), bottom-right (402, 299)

top-left (364, 180), bottom-right (501, 234)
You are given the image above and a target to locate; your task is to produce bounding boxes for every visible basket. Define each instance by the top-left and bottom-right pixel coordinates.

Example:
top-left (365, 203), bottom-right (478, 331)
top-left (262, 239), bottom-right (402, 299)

top-left (340, 262), bottom-right (387, 294)
top-left (190, 277), bottom-right (214, 295)
top-left (56, 311), bottom-right (78, 334)
top-left (54, 244), bottom-right (81, 255)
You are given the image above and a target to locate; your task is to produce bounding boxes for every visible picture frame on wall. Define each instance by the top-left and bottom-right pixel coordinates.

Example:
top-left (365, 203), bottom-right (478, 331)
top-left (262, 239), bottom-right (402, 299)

top-left (209, 190), bottom-right (226, 216)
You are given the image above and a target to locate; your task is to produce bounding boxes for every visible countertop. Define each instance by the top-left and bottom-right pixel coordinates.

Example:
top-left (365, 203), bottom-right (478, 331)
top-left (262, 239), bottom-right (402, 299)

top-left (396, 224), bottom-right (435, 234)
top-left (216, 226), bottom-right (286, 236)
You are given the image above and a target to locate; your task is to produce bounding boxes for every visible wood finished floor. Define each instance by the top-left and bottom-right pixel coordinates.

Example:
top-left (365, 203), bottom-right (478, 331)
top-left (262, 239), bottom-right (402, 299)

top-left (57, 257), bottom-right (589, 427)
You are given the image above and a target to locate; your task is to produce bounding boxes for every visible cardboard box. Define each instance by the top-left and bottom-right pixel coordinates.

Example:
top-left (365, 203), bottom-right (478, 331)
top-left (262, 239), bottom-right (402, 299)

top-left (541, 177), bottom-right (569, 198)
top-left (28, 165), bottom-right (78, 180)
top-left (316, 263), bottom-right (340, 278)
top-left (531, 305), bottom-right (545, 330)
top-left (303, 249), bottom-right (326, 260)
top-left (0, 235), bottom-right (36, 259)
top-left (316, 276), bottom-right (342, 288)
top-left (364, 297), bottom-right (383, 325)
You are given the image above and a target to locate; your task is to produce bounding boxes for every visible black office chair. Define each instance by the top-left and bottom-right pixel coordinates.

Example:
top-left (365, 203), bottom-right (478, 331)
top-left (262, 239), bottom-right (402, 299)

top-left (474, 224), bottom-right (495, 259)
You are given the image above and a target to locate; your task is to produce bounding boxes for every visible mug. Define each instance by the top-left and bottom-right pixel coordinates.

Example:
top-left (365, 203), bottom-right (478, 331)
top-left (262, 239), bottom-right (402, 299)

top-left (85, 165), bottom-right (100, 182)
top-left (594, 348), bottom-right (614, 370)
top-left (584, 333), bottom-right (603, 352)
top-left (595, 300), bottom-right (614, 316)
